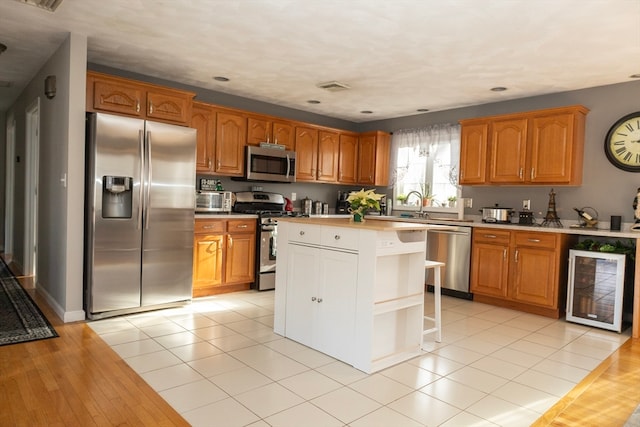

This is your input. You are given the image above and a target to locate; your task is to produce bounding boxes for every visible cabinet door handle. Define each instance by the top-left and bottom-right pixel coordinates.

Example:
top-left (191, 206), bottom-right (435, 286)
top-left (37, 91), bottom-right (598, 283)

top-left (484, 234), bottom-right (498, 238)
top-left (531, 168), bottom-right (535, 180)
top-left (527, 238), bottom-right (541, 243)
top-left (136, 100), bottom-right (140, 113)
top-left (228, 236), bottom-right (233, 247)
top-left (503, 249), bottom-right (507, 259)
top-left (202, 225), bottom-right (216, 229)
top-left (334, 235), bottom-right (341, 240)
top-left (149, 101), bottom-right (153, 115)
top-left (208, 158), bottom-right (212, 169)
top-left (299, 231), bottom-right (305, 236)
top-left (514, 249), bottom-right (519, 262)
top-left (236, 224), bottom-right (248, 229)
top-left (519, 168), bottom-right (523, 179)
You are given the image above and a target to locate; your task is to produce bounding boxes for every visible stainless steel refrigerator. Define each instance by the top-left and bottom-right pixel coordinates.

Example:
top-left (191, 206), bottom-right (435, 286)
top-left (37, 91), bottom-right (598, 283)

top-left (85, 112), bottom-right (196, 319)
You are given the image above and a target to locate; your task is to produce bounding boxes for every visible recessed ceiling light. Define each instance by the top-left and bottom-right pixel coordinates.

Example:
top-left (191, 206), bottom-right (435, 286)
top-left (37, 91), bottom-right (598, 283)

top-left (417, 108), bottom-right (429, 112)
top-left (630, 74), bottom-right (640, 79)
top-left (213, 76), bottom-right (229, 82)
top-left (360, 110), bottom-right (373, 114)
top-left (490, 87), bottom-right (507, 92)
top-left (307, 100), bottom-right (321, 104)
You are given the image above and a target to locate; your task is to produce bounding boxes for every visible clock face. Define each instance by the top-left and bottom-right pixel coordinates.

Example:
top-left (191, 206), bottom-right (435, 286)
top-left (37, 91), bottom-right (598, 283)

top-left (604, 112), bottom-right (640, 172)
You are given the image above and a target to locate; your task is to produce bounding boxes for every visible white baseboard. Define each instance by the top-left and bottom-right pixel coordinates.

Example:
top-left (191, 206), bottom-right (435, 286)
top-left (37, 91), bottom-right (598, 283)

top-left (37, 285), bottom-right (86, 323)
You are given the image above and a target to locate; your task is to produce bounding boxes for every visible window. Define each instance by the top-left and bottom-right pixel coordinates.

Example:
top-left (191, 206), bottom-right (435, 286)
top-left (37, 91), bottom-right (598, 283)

top-left (391, 124), bottom-right (461, 211)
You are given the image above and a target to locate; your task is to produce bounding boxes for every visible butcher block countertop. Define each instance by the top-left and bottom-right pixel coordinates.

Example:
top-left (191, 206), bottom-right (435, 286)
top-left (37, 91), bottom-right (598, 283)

top-left (277, 216), bottom-right (452, 232)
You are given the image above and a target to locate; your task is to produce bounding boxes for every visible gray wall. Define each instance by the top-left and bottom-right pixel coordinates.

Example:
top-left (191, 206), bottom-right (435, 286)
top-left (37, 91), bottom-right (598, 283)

top-left (5, 33), bottom-right (87, 322)
top-left (358, 80), bottom-right (640, 226)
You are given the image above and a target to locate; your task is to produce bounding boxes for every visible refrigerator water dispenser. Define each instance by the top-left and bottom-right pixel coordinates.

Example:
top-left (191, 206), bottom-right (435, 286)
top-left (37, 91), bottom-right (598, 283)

top-left (102, 176), bottom-right (132, 218)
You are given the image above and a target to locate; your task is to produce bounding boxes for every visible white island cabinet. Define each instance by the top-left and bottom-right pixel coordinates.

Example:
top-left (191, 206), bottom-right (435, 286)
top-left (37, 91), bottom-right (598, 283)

top-left (274, 218), bottom-right (431, 374)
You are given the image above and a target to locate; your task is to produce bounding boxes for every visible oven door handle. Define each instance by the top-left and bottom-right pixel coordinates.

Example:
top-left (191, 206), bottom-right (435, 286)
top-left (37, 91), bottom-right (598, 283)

top-left (261, 225), bottom-right (276, 232)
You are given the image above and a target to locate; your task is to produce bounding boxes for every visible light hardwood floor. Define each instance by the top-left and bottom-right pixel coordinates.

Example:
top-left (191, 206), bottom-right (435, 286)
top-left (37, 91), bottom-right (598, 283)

top-left (2, 273), bottom-right (639, 426)
top-left (0, 275), bottom-right (189, 426)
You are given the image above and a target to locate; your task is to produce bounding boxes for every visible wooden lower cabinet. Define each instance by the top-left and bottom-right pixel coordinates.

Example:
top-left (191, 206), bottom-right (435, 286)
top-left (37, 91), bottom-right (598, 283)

top-left (193, 218), bottom-right (256, 297)
top-left (470, 227), bottom-right (576, 318)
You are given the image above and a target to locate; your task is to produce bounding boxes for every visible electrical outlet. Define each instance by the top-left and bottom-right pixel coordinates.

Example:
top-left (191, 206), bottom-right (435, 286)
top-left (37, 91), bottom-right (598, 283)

top-left (523, 199), bottom-right (531, 210)
top-left (291, 192), bottom-right (296, 201)
top-left (464, 198), bottom-right (473, 208)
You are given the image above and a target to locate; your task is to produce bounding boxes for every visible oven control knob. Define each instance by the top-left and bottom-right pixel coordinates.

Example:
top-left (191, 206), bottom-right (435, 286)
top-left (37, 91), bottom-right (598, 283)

top-left (334, 235), bottom-right (340, 240)
top-left (299, 231), bottom-right (305, 236)
top-left (311, 297), bottom-right (316, 301)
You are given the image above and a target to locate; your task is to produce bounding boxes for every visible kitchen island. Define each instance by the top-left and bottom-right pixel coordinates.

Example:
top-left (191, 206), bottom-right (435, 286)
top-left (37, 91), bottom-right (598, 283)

top-left (274, 218), bottom-right (445, 373)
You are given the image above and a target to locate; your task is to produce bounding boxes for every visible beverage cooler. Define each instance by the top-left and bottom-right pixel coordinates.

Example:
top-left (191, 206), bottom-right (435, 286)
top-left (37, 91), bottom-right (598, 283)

top-left (566, 249), bottom-right (633, 332)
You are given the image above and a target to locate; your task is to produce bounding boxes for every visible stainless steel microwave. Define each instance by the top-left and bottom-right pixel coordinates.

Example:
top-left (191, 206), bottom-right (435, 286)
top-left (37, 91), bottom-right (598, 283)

top-left (244, 145), bottom-right (296, 183)
top-left (195, 191), bottom-right (233, 212)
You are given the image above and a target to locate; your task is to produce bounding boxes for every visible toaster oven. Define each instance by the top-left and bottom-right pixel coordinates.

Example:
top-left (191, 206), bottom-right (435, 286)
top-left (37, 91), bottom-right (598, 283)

top-left (196, 191), bottom-right (232, 213)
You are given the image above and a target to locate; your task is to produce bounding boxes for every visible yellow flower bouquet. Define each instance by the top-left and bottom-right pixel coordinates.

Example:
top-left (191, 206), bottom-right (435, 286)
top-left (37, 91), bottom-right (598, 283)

top-left (346, 188), bottom-right (383, 222)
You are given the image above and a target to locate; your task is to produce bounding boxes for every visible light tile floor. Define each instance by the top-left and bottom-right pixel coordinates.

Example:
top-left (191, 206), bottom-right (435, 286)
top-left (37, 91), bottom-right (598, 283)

top-left (87, 291), bottom-right (630, 427)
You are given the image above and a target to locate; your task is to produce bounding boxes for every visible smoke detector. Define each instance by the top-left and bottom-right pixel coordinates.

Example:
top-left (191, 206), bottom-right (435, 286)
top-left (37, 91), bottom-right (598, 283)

top-left (316, 81), bottom-right (350, 92)
top-left (15, 0), bottom-right (63, 12)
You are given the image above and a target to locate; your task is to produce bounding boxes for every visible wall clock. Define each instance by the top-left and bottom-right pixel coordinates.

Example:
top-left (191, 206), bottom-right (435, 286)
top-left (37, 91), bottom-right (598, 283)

top-left (604, 112), bottom-right (640, 172)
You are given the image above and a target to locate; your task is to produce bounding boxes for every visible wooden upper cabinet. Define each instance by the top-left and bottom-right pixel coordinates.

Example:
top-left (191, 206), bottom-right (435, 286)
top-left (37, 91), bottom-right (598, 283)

top-left (295, 126), bottom-right (319, 182)
top-left (215, 109), bottom-right (247, 176)
top-left (191, 102), bottom-right (216, 173)
top-left (317, 131), bottom-right (340, 182)
top-left (489, 117), bottom-right (528, 184)
top-left (146, 89), bottom-right (192, 124)
top-left (86, 71), bottom-right (194, 125)
top-left (529, 109), bottom-right (586, 184)
top-left (459, 122), bottom-right (489, 185)
top-left (272, 120), bottom-right (295, 150)
top-left (338, 133), bottom-right (358, 184)
top-left (459, 105), bottom-right (588, 186)
top-left (357, 131), bottom-right (391, 186)
top-left (246, 115), bottom-right (295, 150)
top-left (91, 77), bottom-right (145, 118)
top-left (246, 116), bottom-right (272, 146)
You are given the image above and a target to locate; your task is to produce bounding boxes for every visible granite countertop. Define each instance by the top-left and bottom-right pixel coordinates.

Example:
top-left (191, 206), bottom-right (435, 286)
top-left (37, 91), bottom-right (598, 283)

top-left (277, 216), bottom-right (454, 232)
top-left (371, 215), bottom-right (640, 239)
top-left (195, 213), bottom-right (258, 219)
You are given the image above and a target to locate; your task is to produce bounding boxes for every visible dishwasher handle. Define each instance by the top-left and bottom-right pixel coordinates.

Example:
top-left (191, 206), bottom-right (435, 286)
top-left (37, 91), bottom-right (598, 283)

top-left (429, 230), bottom-right (471, 236)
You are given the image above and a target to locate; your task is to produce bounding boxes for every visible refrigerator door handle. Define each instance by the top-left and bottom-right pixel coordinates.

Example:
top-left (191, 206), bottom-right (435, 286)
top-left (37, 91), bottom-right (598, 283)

top-left (144, 130), bottom-right (152, 229)
top-left (137, 129), bottom-right (144, 230)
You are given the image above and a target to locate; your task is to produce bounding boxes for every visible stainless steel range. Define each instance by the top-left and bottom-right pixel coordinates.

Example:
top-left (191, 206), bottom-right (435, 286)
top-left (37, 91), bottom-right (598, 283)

top-left (233, 192), bottom-right (306, 291)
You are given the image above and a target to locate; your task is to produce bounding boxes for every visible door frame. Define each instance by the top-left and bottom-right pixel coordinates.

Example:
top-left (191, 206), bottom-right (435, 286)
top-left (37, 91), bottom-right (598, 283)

top-left (24, 98), bottom-right (40, 278)
top-left (4, 113), bottom-right (16, 258)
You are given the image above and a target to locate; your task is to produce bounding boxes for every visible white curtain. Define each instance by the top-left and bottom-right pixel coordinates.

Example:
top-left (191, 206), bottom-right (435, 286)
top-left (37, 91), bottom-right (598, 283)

top-left (390, 123), bottom-right (461, 187)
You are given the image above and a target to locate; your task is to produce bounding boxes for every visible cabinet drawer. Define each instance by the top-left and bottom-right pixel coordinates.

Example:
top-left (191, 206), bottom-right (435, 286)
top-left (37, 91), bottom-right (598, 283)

top-left (288, 223), bottom-right (322, 244)
top-left (473, 228), bottom-right (510, 245)
top-left (195, 220), bottom-right (225, 234)
top-left (514, 232), bottom-right (557, 249)
top-left (321, 227), bottom-right (359, 251)
top-left (227, 219), bottom-right (256, 233)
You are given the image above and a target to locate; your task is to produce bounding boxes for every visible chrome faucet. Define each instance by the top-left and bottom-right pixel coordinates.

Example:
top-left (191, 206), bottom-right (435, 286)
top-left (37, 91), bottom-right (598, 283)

top-left (405, 191), bottom-right (428, 217)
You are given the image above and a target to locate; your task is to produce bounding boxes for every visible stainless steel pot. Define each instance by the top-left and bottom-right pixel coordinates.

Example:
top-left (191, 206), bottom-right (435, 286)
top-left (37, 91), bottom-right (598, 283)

top-left (480, 205), bottom-right (514, 223)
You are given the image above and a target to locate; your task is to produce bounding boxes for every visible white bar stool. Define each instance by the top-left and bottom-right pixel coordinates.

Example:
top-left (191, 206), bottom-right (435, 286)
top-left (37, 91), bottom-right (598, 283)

top-left (423, 260), bottom-right (444, 347)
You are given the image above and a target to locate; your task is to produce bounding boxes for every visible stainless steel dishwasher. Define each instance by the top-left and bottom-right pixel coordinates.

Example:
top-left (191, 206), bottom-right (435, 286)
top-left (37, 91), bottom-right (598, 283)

top-left (425, 226), bottom-right (472, 300)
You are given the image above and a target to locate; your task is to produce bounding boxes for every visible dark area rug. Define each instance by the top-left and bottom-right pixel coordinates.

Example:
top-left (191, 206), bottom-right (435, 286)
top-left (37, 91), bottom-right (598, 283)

top-left (0, 258), bottom-right (58, 346)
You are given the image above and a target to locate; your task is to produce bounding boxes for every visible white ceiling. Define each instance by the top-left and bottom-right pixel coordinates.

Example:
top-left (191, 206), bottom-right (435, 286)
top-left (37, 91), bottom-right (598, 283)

top-left (0, 0), bottom-right (639, 122)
